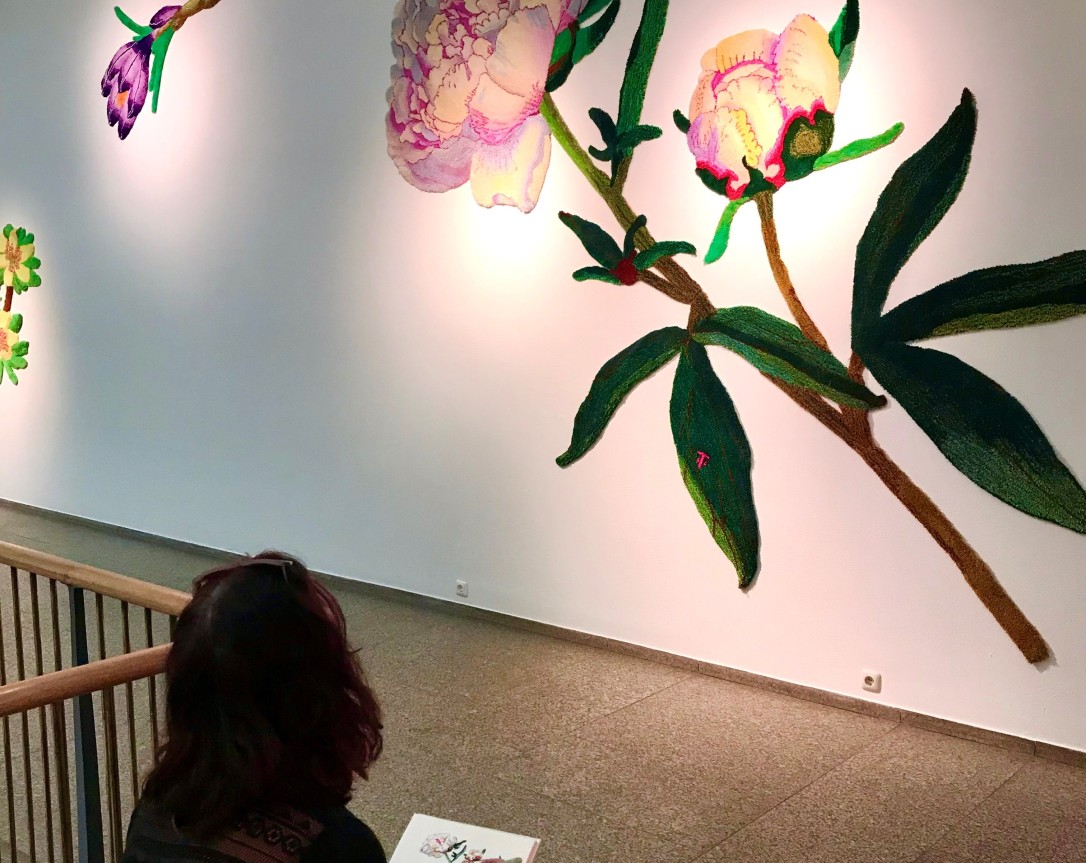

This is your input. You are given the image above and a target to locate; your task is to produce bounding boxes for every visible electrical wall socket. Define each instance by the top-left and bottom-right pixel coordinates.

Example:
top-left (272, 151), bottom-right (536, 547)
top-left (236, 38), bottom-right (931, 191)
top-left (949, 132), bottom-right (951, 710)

top-left (861, 669), bottom-right (882, 693)
top-left (455, 580), bottom-right (468, 598)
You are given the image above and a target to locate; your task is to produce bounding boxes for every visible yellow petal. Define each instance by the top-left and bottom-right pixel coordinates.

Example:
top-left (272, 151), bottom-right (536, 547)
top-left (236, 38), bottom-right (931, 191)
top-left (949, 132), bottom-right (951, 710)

top-left (20, 242), bottom-right (34, 261)
top-left (2, 268), bottom-right (12, 289)
top-left (773, 15), bottom-right (841, 115)
top-left (470, 114), bottom-right (551, 213)
top-left (704, 29), bottom-right (775, 72)
top-left (15, 265), bottom-right (30, 284)
top-left (715, 68), bottom-right (784, 173)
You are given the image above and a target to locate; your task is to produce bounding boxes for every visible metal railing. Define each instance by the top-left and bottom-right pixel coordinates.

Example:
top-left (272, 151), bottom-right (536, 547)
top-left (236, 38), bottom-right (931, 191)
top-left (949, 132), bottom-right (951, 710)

top-left (0, 542), bottom-right (190, 863)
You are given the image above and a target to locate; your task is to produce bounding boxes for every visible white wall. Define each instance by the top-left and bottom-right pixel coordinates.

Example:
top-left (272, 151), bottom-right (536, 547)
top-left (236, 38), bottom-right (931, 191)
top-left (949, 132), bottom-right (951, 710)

top-left (3, 0), bottom-right (1085, 749)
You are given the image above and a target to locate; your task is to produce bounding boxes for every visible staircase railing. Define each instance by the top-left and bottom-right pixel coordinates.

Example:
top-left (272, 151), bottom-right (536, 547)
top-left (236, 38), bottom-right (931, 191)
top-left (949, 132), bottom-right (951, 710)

top-left (0, 541), bottom-right (191, 863)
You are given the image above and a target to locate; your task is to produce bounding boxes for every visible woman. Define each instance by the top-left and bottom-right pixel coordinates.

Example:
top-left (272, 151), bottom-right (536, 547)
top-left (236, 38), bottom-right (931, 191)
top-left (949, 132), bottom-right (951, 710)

top-left (122, 551), bottom-right (386, 863)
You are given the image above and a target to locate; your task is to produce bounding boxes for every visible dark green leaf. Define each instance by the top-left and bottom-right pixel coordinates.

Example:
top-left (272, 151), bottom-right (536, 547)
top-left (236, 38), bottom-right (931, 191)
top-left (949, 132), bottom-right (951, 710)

top-left (559, 212), bottom-right (624, 269)
top-left (623, 215), bottom-right (648, 258)
top-left (694, 307), bottom-right (886, 409)
top-left (573, 0), bottom-right (622, 64)
top-left (865, 342), bottom-right (1086, 533)
top-left (616, 0), bottom-right (669, 139)
top-left (578, 0), bottom-right (614, 22)
top-left (705, 199), bottom-right (747, 264)
top-left (573, 266), bottom-right (623, 284)
top-left (9, 314), bottom-right (22, 333)
top-left (815, 122), bottom-right (904, 172)
top-left (634, 241), bottom-right (696, 271)
top-left (876, 251), bottom-right (1086, 342)
top-left (852, 90), bottom-right (977, 351)
top-left (670, 341), bottom-right (760, 586)
top-left (673, 109), bottom-right (691, 134)
top-left (589, 107), bottom-right (617, 143)
top-left (558, 327), bottom-right (687, 467)
top-left (12, 341), bottom-right (29, 357)
top-left (617, 124), bottom-right (663, 148)
top-left (546, 50), bottom-right (576, 91)
top-left (828, 0), bottom-right (860, 81)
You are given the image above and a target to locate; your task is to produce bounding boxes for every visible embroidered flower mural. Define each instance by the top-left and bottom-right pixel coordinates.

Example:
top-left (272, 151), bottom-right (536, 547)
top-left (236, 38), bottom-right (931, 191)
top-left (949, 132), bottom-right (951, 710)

top-left (687, 14), bottom-right (841, 199)
top-left (387, 0), bottom-right (587, 214)
top-left (3, 225), bottom-right (40, 294)
top-left (0, 311), bottom-right (29, 386)
top-left (101, 5), bottom-right (181, 140)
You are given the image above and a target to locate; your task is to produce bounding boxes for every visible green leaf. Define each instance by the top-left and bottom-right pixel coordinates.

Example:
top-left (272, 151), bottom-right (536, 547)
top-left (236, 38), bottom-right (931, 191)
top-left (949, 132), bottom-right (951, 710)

top-left (828, 0), bottom-right (860, 81)
top-left (27, 272), bottom-right (41, 288)
top-left (149, 27), bottom-right (176, 112)
top-left (12, 341), bottom-right (29, 357)
top-left (547, 50), bottom-right (576, 91)
top-left (2, 225), bottom-right (13, 239)
top-left (852, 90), bottom-right (977, 351)
top-left (573, 266), bottom-right (623, 285)
top-left (578, 0), bottom-right (614, 22)
top-left (9, 314), bottom-right (22, 333)
top-left (24, 257), bottom-right (41, 269)
top-left (673, 109), bottom-right (691, 135)
top-left (704, 199), bottom-right (748, 264)
top-left (633, 241), bottom-right (696, 271)
top-left (617, 124), bottom-right (663, 148)
top-left (623, 215), bottom-right (648, 259)
top-left (814, 122), bottom-right (904, 172)
top-left (558, 326), bottom-right (687, 468)
top-left (572, 0), bottom-right (622, 64)
top-left (694, 307), bottom-right (886, 410)
top-left (865, 342), bottom-right (1086, 533)
top-left (114, 5), bottom-right (152, 37)
top-left (16, 227), bottom-right (26, 243)
top-left (4, 364), bottom-right (17, 385)
top-left (616, 0), bottom-right (669, 140)
top-left (876, 251), bottom-right (1086, 342)
top-left (22, 232), bottom-right (34, 245)
top-left (559, 212), bottom-right (624, 269)
top-left (670, 341), bottom-right (760, 587)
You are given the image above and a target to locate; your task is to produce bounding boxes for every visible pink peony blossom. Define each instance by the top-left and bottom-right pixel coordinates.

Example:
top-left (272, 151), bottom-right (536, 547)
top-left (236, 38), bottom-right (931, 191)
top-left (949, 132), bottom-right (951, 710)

top-left (387, 0), bottom-right (586, 213)
top-left (687, 14), bottom-right (841, 200)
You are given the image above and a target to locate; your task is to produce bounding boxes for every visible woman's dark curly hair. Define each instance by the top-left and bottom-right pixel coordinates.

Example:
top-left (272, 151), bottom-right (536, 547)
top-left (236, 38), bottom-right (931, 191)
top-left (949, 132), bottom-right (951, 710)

top-left (141, 551), bottom-right (382, 840)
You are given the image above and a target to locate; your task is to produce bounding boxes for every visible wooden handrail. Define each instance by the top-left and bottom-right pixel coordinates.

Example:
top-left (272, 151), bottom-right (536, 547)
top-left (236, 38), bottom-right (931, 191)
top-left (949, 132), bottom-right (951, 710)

top-left (0, 540), bottom-right (191, 615)
top-left (0, 644), bottom-right (171, 717)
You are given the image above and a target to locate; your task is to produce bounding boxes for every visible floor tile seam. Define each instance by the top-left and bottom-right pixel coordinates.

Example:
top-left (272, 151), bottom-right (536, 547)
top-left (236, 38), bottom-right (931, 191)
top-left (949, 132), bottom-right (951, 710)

top-left (900, 758), bottom-right (1030, 863)
top-left (681, 719), bottom-right (909, 851)
top-left (560, 676), bottom-right (695, 745)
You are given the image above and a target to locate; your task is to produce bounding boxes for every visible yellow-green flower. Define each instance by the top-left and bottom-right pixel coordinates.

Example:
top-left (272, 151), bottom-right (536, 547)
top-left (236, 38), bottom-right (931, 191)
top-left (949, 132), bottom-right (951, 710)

top-left (0, 311), bottom-right (29, 385)
top-left (3, 225), bottom-right (42, 294)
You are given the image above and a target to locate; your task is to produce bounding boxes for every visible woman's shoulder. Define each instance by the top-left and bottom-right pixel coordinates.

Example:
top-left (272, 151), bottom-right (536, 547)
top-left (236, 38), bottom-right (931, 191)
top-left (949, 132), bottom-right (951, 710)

top-left (301, 807), bottom-right (386, 863)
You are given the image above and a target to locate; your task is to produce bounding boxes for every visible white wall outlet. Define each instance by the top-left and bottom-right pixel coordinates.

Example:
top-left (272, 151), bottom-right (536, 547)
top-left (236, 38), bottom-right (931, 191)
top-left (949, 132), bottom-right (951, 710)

top-left (862, 670), bottom-right (883, 694)
top-left (455, 580), bottom-right (468, 598)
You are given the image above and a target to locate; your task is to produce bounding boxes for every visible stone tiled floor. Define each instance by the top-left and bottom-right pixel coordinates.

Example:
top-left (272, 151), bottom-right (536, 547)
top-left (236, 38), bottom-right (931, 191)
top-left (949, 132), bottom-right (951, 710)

top-left (2, 502), bottom-right (1085, 863)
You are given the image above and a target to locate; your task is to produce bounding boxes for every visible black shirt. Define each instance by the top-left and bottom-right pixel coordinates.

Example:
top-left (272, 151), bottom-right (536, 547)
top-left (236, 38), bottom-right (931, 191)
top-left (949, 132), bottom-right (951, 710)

top-left (121, 800), bottom-right (386, 863)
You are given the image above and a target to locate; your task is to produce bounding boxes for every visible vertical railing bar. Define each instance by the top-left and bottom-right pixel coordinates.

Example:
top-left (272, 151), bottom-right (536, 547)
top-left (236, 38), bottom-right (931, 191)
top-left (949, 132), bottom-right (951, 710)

top-left (48, 580), bottom-right (75, 863)
top-left (11, 567), bottom-right (38, 862)
top-left (143, 610), bottom-right (159, 754)
top-left (50, 701), bottom-right (74, 863)
top-left (120, 604), bottom-right (138, 804)
top-left (94, 596), bottom-right (122, 863)
top-left (69, 586), bottom-right (104, 863)
top-left (1, 567), bottom-right (15, 863)
top-left (31, 573), bottom-right (57, 863)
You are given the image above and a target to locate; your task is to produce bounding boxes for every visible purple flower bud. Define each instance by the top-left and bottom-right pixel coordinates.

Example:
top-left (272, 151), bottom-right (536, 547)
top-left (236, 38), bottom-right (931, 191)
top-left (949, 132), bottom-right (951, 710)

top-left (101, 35), bottom-right (153, 140)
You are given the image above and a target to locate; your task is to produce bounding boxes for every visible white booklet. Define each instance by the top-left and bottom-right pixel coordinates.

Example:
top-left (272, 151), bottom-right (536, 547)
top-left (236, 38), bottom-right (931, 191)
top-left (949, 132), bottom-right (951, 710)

top-left (390, 813), bottom-right (540, 863)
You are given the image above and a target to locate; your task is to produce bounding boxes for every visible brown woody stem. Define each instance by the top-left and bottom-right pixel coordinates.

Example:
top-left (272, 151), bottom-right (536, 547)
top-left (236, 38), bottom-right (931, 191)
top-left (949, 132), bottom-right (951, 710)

top-left (3, 287), bottom-right (12, 314)
top-left (166, 0), bottom-right (222, 32)
top-left (754, 192), bottom-right (831, 353)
